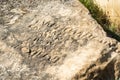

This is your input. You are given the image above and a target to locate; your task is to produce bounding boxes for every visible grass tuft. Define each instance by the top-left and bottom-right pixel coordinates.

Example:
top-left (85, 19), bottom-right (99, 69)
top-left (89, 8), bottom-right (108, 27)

top-left (79, 0), bottom-right (120, 41)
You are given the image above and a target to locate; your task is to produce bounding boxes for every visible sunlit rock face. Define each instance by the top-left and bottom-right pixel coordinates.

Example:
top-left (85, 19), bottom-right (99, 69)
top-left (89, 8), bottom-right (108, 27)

top-left (94, 0), bottom-right (120, 26)
top-left (0, 0), bottom-right (120, 80)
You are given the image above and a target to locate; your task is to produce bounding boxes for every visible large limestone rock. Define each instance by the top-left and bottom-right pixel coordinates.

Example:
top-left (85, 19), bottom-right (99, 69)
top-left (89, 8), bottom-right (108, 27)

top-left (0, 0), bottom-right (120, 80)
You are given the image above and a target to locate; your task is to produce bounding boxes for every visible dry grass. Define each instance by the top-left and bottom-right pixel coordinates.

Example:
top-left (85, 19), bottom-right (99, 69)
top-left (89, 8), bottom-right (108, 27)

top-left (79, 0), bottom-right (120, 41)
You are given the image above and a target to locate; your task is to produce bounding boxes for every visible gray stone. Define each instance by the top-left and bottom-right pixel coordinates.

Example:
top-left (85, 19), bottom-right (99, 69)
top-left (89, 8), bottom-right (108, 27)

top-left (0, 0), bottom-right (120, 80)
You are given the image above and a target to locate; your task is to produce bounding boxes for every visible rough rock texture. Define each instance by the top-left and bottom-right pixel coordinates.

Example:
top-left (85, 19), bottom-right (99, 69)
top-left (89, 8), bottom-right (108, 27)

top-left (0, 0), bottom-right (120, 80)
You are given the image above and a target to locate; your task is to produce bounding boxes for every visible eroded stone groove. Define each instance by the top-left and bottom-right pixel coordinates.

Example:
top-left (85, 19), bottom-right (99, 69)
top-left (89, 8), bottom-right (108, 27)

top-left (0, 0), bottom-right (120, 80)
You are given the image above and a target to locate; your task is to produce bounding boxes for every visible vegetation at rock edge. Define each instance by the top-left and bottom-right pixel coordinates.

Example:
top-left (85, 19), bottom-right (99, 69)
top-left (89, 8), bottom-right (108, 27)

top-left (79, 0), bottom-right (120, 41)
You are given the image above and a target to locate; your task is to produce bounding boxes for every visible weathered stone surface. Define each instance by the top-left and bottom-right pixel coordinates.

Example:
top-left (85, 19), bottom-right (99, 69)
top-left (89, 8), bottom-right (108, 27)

top-left (0, 0), bottom-right (120, 80)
